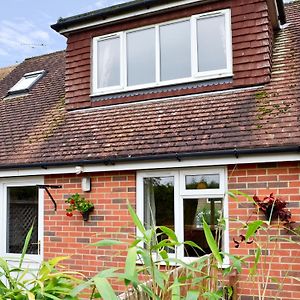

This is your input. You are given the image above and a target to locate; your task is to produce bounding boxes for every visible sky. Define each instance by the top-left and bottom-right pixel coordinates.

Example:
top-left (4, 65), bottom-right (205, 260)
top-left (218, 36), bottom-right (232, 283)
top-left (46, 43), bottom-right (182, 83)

top-left (0, 0), bottom-right (294, 68)
top-left (0, 0), bottom-right (128, 67)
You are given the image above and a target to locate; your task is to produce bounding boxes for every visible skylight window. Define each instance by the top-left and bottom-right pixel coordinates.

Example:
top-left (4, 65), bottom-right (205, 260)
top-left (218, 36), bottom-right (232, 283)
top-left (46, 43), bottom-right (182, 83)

top-left (8, 70), bottom-right (45, 95)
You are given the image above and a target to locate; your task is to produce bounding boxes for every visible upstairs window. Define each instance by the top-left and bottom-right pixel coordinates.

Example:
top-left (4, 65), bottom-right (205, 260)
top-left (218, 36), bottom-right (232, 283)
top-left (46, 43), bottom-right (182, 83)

top-left (92, 9), bottom-right (232, 95)
top-left (8, 70), bottom-right (45, 95)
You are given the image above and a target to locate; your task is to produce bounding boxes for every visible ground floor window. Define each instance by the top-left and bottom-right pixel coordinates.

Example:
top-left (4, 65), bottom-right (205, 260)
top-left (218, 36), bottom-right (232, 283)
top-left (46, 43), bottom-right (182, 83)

top-left (0, 177), bottom-right (44, 266)
top-left (137, 168), bottom-right (228, 260)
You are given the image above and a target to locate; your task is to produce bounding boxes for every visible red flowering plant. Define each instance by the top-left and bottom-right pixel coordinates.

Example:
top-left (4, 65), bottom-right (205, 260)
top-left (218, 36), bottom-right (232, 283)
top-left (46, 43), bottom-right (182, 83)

top-left (253, 193), bottom-right (293, 228)
top-left (65, 193), bottom-right (94, 218)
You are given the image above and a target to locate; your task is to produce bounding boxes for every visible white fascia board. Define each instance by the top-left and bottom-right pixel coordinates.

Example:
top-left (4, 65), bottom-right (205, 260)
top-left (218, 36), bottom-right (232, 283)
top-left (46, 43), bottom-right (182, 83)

top-left (59, 0), bottom-right (210, 35)
top-left (0, 152), bottom-right (299, 178)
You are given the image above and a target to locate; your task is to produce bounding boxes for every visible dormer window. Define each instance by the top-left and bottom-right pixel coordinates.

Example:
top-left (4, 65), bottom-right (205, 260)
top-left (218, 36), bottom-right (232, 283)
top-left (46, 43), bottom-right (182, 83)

top-left (8, 70), bottom-right (45, 96)
top-left (92, 9), bottom-right (232, 96)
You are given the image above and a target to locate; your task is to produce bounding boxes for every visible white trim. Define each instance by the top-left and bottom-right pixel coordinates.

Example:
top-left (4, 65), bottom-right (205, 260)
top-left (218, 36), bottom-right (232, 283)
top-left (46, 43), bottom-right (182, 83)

top-left (0, 152), bottom-right (299, 178)
top-left (0, 176), bottom-right (44, 266)
top-left (91, 9), bottom-right (232, 96)
top-left (179, 167), bottom-right (225, 196)
top-left (58, 0), bottom-right (216, 35)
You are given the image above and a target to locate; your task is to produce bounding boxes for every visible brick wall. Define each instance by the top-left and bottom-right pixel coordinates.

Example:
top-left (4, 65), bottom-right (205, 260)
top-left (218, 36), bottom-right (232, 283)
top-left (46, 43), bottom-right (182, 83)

top-left (43, 162), bottom-right (300, 298)
top-left (228, 162), bottom-right (300, 300)
top-left (44, 171), bottom-right (136, 291)
top-left (64, 0), bottom-right (274, 110)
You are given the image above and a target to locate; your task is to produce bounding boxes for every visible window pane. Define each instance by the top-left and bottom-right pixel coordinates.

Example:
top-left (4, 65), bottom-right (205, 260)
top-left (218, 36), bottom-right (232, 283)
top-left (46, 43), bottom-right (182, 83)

top-left (97, 37), bottom-right (120, 88)
top-left (197, 15), bottom-right (227, 72)
top-left (186, 174), bottom-right (220, 190)
top-left (143, 177), bottom-right (174, 229)
top-left (127, 28), bottom-right (156, 86)
top-left (160, 20), bottom-right (191, 81)
top-left (7, 187), bottom-right (38, 254)
top-left (184, 198), bottom-right (222, 257)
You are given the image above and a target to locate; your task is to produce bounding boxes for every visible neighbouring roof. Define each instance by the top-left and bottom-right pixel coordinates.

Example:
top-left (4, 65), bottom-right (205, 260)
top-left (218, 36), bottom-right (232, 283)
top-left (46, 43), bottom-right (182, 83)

top-left (0, 65), bottom-right (16, 81)
top-left (0, 2), bottom-right (299, 169)
top-left (51, 0), bottom-right (286, 33)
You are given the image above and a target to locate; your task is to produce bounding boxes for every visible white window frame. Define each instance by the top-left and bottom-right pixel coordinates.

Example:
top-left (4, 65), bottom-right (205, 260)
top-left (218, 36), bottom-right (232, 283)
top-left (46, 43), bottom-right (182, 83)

top-left (8, 70), bottom-right (45, 95)
top-left (0, 176), bottom-right (44, 264)
top-left (92, 9), bottom-right (232, 96)
top-left (136, 167), bottom-right (229, 264)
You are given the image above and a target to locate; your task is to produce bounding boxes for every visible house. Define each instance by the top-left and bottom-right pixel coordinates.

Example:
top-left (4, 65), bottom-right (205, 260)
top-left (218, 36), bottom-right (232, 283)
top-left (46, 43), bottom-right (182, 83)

top-left (0, 0), bottom-right (299, 298)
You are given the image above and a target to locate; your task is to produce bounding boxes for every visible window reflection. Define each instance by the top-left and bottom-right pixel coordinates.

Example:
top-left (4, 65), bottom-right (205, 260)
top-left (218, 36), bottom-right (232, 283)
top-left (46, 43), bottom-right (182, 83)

top-left (184, 198), bottom-right (222, 257)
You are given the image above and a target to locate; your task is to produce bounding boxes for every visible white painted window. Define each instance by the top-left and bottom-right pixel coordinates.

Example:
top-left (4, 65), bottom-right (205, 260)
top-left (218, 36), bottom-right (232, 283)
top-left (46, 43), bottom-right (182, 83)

top-left (92, 9), bottom-right (232, 96)
top-left (136, 167), bottom-right (229, 261)
top-left (8, 70), bottom-right (45, 95)
top-left (0, 177), bottom-right (44, 270)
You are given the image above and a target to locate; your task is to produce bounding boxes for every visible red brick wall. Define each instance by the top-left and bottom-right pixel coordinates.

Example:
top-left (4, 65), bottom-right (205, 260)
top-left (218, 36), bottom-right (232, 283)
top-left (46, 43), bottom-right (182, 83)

top-left (44, 171), bottom-right (136, 291)
top-left (44, 162), bottom-right (300, 298)
top-left (65, 0), bottom-right (274, 110)
top-left (228, 162), bottom-right (300, 300)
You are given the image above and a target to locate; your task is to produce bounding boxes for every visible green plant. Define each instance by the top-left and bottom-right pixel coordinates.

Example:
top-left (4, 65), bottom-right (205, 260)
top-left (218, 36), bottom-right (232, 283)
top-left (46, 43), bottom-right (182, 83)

top-left (71, 203), bottom-right (239, 300)
top-left (65, 193), bottom-right (94, 217)
top-left (229, 190), bottom-right (300, 300)
top-left (0, 226), bottom-right (83, 300)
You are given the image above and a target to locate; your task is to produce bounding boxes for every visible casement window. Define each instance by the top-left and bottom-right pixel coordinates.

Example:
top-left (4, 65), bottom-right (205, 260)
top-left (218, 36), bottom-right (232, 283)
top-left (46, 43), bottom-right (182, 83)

top-left (136, 168), bottom-right (229, 261)
top-left (0, 177), bottom-right (44, 271)
top-left (92, 9), bottom-right (232, 95)
top-left (8, 70), bottom-right (45, 95)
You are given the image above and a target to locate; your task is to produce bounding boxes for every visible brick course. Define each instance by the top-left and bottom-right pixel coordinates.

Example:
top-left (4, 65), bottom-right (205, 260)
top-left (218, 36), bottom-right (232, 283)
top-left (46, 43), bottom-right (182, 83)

top-left (228, 162), bottom-right (300, 300)
top-left (44, 171), bottom-right (136, 291)
top-left (44, 162), bottom-right (300, 298)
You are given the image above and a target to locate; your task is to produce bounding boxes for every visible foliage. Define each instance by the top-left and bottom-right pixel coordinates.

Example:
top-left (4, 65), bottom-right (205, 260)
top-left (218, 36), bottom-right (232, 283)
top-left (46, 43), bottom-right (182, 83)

top-left (230, 190), bottom-right (300, 300)
top-left (72, 203), bottom-right (237, 300)
top-left (0, 226), bottom-right (83, 299)
top-left (65, 193), bottom-right (94, 216)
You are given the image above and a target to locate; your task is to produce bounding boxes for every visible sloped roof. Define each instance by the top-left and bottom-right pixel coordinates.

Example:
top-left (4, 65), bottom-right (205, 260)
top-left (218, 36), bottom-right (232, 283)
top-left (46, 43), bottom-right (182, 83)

top-left (0, 65), bottom-right (16, 81)
top-left (0, 2), bottom-right (299, 169)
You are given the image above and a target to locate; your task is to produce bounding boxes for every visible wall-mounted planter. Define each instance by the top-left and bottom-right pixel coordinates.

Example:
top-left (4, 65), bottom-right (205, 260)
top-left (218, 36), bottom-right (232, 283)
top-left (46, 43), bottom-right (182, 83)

top-left (80, 207), bottom-right (94, 221)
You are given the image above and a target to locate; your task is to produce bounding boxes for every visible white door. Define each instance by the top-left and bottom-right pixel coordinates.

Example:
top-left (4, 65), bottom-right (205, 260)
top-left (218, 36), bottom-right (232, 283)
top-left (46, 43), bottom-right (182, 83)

top-left (0, 177), bottom-right (44, 273)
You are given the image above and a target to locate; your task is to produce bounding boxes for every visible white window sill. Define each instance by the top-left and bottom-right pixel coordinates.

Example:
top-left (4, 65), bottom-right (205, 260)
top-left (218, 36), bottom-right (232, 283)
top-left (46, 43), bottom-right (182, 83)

top-left (90, 72), bottom-right (234, 98)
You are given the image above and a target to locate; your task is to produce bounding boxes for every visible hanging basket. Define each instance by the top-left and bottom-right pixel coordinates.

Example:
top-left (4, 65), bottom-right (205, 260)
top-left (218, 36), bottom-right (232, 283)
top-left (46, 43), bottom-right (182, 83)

top-left (80, 207), bottom-right (94, 221)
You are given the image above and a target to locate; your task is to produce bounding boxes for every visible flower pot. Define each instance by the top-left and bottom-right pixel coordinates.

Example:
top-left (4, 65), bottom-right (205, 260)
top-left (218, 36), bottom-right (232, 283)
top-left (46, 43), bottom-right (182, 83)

top-left (80, 207), bottom-right (94, 221)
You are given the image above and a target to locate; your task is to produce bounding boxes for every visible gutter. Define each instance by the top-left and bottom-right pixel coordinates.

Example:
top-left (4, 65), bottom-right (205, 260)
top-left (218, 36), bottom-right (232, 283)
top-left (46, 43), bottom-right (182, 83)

top-left (51, 0), bottom-right (219, 34)
top-left (0, 146), bottom-right (299, 170)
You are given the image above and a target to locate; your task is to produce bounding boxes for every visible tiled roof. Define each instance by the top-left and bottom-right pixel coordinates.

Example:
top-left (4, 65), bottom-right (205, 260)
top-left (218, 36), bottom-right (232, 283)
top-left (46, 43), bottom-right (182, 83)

top-left (0, 2), bottom-right (299, 168)
top-left (0, 65), bottom-right (16, 81)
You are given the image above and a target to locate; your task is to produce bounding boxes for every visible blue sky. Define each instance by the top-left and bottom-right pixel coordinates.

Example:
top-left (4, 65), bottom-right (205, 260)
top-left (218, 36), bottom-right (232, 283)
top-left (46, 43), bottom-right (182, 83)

top-left (0, 0), bottom-right (128, 67)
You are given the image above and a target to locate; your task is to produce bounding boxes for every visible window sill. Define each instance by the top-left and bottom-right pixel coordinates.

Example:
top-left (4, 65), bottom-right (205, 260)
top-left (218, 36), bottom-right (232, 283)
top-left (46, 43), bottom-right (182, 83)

top-left (90, 72), bottom-right (234, 98)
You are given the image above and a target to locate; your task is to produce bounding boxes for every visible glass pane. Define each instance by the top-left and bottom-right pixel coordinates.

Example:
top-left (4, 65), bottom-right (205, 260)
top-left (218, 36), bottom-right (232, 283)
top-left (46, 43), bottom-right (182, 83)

top-left (144, 177), bottom-right (174, 252)
top-left (127, 28), bottom-right (156, 86)
top-left (184, 198), bottom-right (222, 257)
top-left (160, 20), bottom-right (191, 81)
top-left (10, 74), bottom-right (39, 92)
top-left (197, 15), bottom-right (227, 72)
top-left (97, 37), bottom-right (120, 88)
top-left (7, 187), bottom-right (38, 254)
top-left (186, 174), bottom-right (220, 190)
